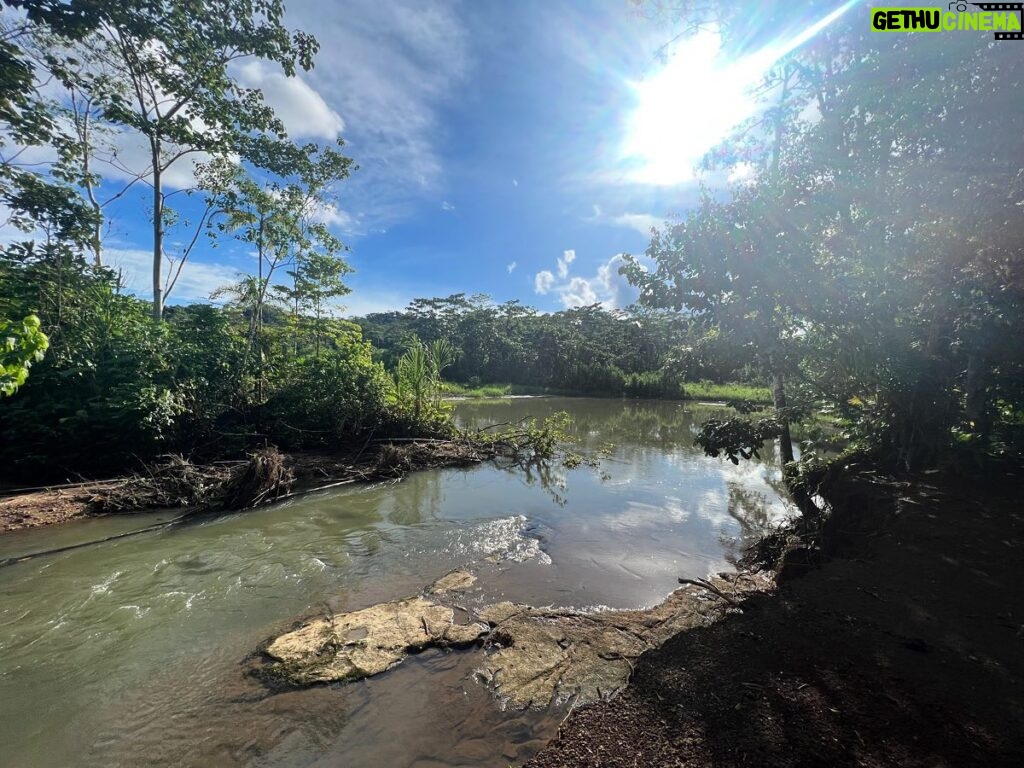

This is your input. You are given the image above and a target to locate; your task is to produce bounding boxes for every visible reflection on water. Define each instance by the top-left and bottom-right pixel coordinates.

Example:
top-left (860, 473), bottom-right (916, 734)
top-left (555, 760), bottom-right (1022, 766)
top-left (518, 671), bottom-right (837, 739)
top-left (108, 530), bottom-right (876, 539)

top-left (0, 397), bottom-right (793, 768)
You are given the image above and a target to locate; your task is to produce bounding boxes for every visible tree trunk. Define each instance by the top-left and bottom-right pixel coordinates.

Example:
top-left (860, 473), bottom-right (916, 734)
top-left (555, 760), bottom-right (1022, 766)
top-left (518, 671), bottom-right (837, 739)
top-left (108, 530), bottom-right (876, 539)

top-left (151, 160), bottom-right (164, 321)
top-left (772, 368), bottom-right (795, 465)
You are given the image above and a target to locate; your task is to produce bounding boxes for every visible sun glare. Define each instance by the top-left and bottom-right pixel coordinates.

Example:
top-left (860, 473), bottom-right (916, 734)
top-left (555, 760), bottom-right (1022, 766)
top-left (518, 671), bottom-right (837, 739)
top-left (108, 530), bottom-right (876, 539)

top-left (623, 32), bottom-right (762, 186)
top-left (622, 0), bottom-right (860, 187)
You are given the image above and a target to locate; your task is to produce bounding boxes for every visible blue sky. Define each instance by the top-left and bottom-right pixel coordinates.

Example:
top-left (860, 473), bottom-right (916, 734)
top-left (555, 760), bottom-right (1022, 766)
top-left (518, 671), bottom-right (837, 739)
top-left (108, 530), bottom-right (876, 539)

top-left (9, 0), bottom-right (858, 315)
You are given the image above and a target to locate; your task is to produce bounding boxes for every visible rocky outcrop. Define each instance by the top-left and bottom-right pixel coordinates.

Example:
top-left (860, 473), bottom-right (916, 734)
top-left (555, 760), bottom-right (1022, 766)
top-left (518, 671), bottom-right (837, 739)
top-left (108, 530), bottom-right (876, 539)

top-left (256, 569), bottom-right (771, 708)
top-left (475, 575), bottom-right (771, 709)
top-left (261, 571), bottom-right (488, 685)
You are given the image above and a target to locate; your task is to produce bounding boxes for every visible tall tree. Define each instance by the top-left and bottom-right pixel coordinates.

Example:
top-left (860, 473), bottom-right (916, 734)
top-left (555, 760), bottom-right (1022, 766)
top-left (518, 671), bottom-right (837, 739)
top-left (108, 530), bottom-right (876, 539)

top-left (8, 0), bottom-right (320, 319)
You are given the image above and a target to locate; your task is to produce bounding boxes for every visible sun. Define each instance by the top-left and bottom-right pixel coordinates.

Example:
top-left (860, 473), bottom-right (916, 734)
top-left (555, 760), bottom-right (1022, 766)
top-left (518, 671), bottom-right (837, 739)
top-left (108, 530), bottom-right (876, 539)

top-left (621, 1), bottom-right (860, 187)
top-left (622, 32), bottom-right (763, 187)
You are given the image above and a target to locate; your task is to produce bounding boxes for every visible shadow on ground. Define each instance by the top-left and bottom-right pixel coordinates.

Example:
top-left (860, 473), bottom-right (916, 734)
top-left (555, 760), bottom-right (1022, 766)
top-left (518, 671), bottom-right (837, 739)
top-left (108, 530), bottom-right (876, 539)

top-left (528, 468), bottom-right (1024, 767)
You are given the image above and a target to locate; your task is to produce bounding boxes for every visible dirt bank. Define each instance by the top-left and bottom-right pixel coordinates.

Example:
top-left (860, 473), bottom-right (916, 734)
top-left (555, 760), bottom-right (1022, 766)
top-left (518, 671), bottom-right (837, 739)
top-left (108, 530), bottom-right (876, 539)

top-left (0, 440), bottom-right (485, 534)
top-left (526, 465), bottom-right (1024, 767)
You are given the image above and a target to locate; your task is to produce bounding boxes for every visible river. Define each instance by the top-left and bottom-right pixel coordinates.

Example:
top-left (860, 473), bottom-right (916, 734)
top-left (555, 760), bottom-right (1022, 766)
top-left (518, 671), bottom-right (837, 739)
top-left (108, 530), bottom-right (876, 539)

top-left (0, 397), bottom-right (793, 767)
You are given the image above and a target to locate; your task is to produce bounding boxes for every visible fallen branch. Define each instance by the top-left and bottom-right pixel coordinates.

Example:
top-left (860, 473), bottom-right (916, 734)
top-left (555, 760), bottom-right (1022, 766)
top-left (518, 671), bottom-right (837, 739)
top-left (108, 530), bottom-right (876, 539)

top-left (678, 577), bottom-right (743, 609)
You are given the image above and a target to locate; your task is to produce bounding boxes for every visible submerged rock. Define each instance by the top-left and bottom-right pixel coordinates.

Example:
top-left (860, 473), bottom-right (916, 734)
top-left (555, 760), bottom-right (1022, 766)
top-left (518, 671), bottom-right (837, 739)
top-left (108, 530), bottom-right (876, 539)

top-left (427, 569), bottom-right (477, 594)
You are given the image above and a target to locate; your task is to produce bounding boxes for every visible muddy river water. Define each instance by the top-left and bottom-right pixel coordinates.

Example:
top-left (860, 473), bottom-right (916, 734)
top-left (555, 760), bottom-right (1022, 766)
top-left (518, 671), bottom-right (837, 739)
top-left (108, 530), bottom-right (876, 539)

top-left (0, 397), bottom-right (793, 767)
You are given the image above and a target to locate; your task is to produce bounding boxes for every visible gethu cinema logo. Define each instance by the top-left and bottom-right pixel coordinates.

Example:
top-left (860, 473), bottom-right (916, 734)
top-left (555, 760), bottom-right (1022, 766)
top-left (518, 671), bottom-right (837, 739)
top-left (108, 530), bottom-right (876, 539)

top-left (872, 3), bottom-right (1024, 38)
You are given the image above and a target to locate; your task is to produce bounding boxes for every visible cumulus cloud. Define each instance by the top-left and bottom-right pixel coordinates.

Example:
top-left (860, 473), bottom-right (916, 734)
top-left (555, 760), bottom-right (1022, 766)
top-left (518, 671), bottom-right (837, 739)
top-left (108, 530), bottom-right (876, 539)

top-left (560, 276), bottom-right (598, 307)
top-left (234, 60), bottom-right (345, 140)
top-left (507, 261), bottom-right (517, 274)
top-left (559, 254), bottom-right (637, 309)
top-left (556, 248), bottom-right (576, 279)
top-left (441, 200), bottom-right (455, 211)
top-left (309, 201), bottom-right (359, 233)
top-left (533, 250), bottom-right (640, 310)
top-left (534, 270), bottom-right (555, 294)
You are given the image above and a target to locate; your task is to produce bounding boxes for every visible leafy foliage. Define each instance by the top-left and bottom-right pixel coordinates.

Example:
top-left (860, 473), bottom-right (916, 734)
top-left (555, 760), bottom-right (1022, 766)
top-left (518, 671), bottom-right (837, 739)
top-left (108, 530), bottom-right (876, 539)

top-left (355, 295), bottom-right (761, 399)
top-left (0, 250), bottom-right (394, 479)
top-left (695, 417), bottom-right (782, 465)
top-left (0, 313), bottom-right (48, 396)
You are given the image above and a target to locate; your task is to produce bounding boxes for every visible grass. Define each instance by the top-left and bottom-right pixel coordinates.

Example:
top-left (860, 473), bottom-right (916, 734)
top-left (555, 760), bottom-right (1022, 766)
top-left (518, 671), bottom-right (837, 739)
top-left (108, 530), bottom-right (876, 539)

top-left (438, 381), bottom-right (588, 398)
top-left (438, 379), bottom-right (774, 404)
top-left (438, 381), bottom-right (515, 398)
top-left (682, 381), bottom-right (773, 404)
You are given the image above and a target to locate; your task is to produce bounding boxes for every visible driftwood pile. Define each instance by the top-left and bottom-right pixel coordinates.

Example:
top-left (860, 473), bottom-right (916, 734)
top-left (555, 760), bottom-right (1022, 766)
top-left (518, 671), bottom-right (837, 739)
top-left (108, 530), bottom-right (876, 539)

top-left (90, 440), bottom-right (488, 515)
top-left (94, 448), bottom-right (295, 513)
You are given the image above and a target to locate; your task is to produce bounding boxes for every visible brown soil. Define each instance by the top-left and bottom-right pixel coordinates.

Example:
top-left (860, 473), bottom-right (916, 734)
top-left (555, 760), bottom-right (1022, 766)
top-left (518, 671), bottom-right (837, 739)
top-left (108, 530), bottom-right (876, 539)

top-left (0, 440), bottom-right (485, 534)
top-left (0, 484), bottom-right (119, 531)
top-left (528, 466), bottom-right (1024, 767)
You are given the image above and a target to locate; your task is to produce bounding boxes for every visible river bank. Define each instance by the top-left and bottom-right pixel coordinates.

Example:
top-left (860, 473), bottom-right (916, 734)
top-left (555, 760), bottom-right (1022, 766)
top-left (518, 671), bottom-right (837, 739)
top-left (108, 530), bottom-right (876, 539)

top-left (526, 462), bottom-right (1024, 767)
top-left (0, 439), bottom-right (487, 534)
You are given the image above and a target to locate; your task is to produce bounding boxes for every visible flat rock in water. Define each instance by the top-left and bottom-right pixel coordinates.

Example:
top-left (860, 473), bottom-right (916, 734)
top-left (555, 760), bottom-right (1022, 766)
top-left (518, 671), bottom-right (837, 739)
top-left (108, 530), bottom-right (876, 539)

top-left (479, 573), bottom-right (772, 709)
top-left (263, 596), bottom-right (488, 685)
top-left (259, 572), bottom-right (770, 706)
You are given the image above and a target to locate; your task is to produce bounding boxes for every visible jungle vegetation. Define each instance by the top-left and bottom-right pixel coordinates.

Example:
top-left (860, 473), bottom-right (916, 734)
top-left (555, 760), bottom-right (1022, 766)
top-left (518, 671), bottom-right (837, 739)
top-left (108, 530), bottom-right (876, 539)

top-left (1, 0), bottom-right (1022, 486)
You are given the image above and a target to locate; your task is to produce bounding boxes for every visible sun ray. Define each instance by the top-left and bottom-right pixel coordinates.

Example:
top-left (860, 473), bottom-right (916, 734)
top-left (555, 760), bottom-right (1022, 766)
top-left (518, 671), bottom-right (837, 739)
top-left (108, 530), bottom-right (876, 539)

top-left (622, 1), bottom-right (861, 186)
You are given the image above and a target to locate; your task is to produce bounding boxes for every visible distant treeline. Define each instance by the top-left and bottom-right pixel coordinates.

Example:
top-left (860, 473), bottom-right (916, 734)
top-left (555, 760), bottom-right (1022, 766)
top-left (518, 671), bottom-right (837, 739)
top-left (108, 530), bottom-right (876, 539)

top-left (352, 294), bottom-right (760, 399)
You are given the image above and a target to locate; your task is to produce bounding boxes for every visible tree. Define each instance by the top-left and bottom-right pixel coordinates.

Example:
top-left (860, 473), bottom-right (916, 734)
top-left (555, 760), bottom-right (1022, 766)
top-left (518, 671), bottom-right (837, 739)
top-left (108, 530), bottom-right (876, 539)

top-left (209, 140), bottom-right (353, 392)
top-left (396, 337), bottom-right (456, 422)
top-left (7, 0), bottom-right (320, 319)
top-left (1, 0), bottom-right (108, 248)
top-left (626, 0), bottom-right (1024, 470)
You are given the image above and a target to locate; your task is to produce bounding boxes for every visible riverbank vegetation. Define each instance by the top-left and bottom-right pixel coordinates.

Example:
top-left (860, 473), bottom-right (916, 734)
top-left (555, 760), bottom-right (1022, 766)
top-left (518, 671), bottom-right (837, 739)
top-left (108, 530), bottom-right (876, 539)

top-left (0, 2), bottom-right (463, 483)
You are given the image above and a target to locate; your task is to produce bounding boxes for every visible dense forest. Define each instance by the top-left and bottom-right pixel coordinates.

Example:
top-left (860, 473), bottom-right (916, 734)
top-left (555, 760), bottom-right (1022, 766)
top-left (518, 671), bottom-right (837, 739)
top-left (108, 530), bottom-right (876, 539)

top-left (354, 296), bottom-right (757, 399)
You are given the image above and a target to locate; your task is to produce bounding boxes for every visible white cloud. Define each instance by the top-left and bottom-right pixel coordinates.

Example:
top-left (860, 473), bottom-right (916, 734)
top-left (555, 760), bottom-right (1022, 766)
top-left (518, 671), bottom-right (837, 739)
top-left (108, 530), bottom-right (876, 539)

top-left (105, 248), bottom-right (240, 303)
top-left (556, 248), bottom-right (576, 279)
top-left (507, 261), bottom-right (517, 274)
top-left (309, 201), bottom-right (359, 233)
top-left (532, 250), bottom-right (640, 310)
top-left (287, 0), bottom-right (469, 226)
top-left (534, 270), bottom-right (555, 295)
top-left (234, 60), bottom-right (345, 140)
top-left (560, 276), bottom-right (598, 307)
top-left (611, 212), bottom-right (661, 237)
top-left (441, 201), bottom-right (455, 211)
top-left (512, 178), bottom-right (519, 187)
